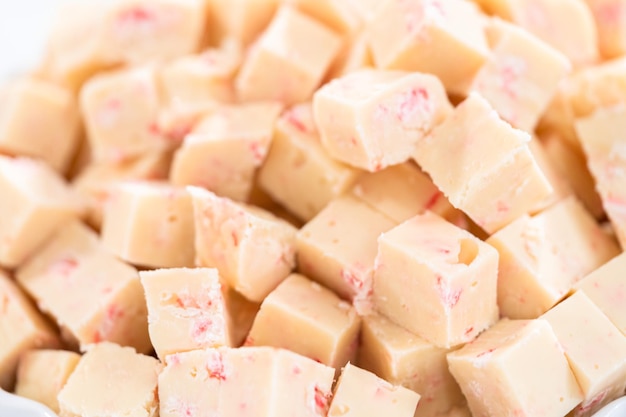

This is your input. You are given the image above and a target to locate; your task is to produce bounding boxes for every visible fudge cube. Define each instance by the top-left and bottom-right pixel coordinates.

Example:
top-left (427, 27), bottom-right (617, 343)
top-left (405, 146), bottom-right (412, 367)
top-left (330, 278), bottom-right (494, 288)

top-left (313, 69), bottom-right (452, 172)
top-left (80, 66), bottom-right (170, 163)
top-left (170, 102), bottom-right (283, 202)
top-left (0, 78), bottom-right (80, 173)
top-left (286, 0), bottom-right (361, 33)
top-left (141, 268), bottom-right (258, 360)
top-left (258, 103), bottom-right (362, 222)
top-left (235, 6), bottom-right (342, 105)
top-left (327, 30), bottom-right (374, 80)
top-left (188, 187), bottom-right (297, 302)
top-left (447, 319), bottom-right (583, 417)
top-left (487, 196), bottom-right (620, 319)
top-left (584, 0), bottom-right (626, 58)
top-left (0, 156), bottom-right (85, 269)
top-left (101, 182), bottom-right (195, 268)
top-left (297, 195), bottom-right (397, 314)
top-left (373, 212), bottom-right (499, 348)
top-left (15, 349), bottom-right (81, 413)
top-left (329, 362), bottom-right (420, 417)
top-left (58, 342), bottom-right (161, 417)
top-left (367, 0), bottom-right (489, 95)
top-left (17, 221), bottom-right (151, 353)
top-left (575, 253), bottom-right (626, 336)
top-left (541, 292), bottom-right (626, 416)
top-left (528, 138), bottom-right (573, 215)
top-left (247, 273), bottom-right (361, 368)
top-left (357, 314), bottom-right (465, 417)
top-left (414, 94), bottom-right (552, 234)
top-left (469, 18), bottom-right (570, 132)
top-left (206, 0), bottom-right (280, 45)
top-left (0, 272), bottom-right (59, 390)
top-left (159, 347), bottom-right (335, 416)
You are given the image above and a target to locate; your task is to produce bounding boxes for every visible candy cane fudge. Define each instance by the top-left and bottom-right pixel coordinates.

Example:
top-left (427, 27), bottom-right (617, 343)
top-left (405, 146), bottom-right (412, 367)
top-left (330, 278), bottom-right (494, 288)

top-left (584, 0), bottom-right (626, 59)
top-left (246, 273), bottom-right (360, 368)
top-left (327, 30), bottom-right (373, 80)
top-left (328, 362), bottom-right (420, 417)
top-left (541, 291), bottom-right (626, 416)
top-left (258, 103), bottom-right (361, 222)
top-left (170, 102), bottom-right (283, 202)
top-left (528, 138), bottom-right (573, 214)
top-left (373, 211), bottom-right (499, 348)
top-left (414, 93), bottom-right (552, 234)
top-left (188, 186), bottom-right (297, 302)
top-left (101, 182), bottom-right (195, 268)
top-left (159, 346), bottom-right (335, 417)
top-left (58, 342), bottom-right (161, 417)
top-left (313, 69), bottom-right (452, 172)
top-left (14, 349), bottom-right (80, 414)
top-left (17, 221), bottom-right (151, 352)
top-left (0, 272), bottom-right (60, 390)
top-left (0, 156), bottom-right (85, 269)
top-left (448, 319), bottom-right (583, 417)
top-left (206, 0), bottom-right (280, 46)
top-left (286, 0), bottom-right (362, 34)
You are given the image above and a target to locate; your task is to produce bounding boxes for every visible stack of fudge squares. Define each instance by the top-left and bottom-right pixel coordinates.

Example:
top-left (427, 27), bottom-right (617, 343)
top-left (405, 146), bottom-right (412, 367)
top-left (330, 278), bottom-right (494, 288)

top-left (2, 0), bottom-right (626, 416)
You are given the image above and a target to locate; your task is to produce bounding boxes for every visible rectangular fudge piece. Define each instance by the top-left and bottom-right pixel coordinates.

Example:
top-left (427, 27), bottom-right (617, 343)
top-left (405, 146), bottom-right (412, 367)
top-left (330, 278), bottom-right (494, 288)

top-left (584, 0), bottom-right (626, 59)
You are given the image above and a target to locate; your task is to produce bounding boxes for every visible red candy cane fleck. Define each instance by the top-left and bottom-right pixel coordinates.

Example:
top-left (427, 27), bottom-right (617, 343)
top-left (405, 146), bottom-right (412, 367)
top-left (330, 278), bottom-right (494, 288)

top-left (398, 87), bottom-right (431, 122)
top-left (477, 347), bottom-right (496, 358)
top-left (49, 257), bottom-right (79, 277)
top-left (285, 110), bottom-right (308, 133)
top-left (313, 386), bottom-right (330, 415)
top-left (206, 351), bottom-right (227, 381)
top-left (117, 6), bottom-right (156, 26)
top-left (424, 191), bottom-right (441, 210)
top-left (435, 276), bottom-right (462, 308)
top-left (249, 141), bottom-right (265, 163)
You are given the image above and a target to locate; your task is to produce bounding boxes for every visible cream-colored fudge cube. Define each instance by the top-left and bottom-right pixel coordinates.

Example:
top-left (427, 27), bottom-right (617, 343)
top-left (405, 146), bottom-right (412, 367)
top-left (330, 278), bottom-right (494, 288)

top-left (313, 69), bottom-right (452, 172)
top-left (80, 66), bottom-right (170, 163)
top-left (528, 138), bottom-right (573, 214)
top-left (171, 102), bottom-right (283, 202)
top-left (469, 18), bottom-right (570, 132)
top-left (327, 31), bottom-right (373, 80)
top-left (0, 79), bottom-right (80, 173)
top-left (58, 342), bottom-right (161, 417)
top-left (575, 252), bottom-right (626, 336)
top-left (351, 162), bottom-right (458, 224)
top-left (17, 221), bottom-right (151, 353)
top-left (101, 182), bottom-right (195, 268)
top-left (141, 267), bottom-right (258, 360)
top-left (541, 292), bottom-right (626, 416)
top-left (447, 319), bottom-right (583, 417)
top-left (373, 212), bottom-right (499, 348)
top-left (487, 196), bottom-right (620, 319)
top-left (329, 362), bottom-right (420, 417)
top-left (357, 314), bottom-right (465, 417)
top-left (297, 195), bottom-right (397, 314)
top-left (189, 187), bottom-right (297, 302)
top-left (0, 272), bottom-right (59, 390)
top-left (15, 349), bottom-right (80, 413)
top-left (258, 103), bottom-right (361, 222)
top-left (236, 6), bottom-right (342, 106)
top-left (159, 347), bottom-right (335, 417)
top-left (584, 0), bottom-right (626, 58)
top-left (414, 94), bottom-right (552, 234)
top-left (247, 273), bottom-right (360, 368)
top-left (286, 0), bottom-right (361, 33)
top-left (0, 156), bottom-right (85, 269)
top-left (206, 0), bottom-right (280, 45)
top-left (367, 0), bottom-right (489, 95)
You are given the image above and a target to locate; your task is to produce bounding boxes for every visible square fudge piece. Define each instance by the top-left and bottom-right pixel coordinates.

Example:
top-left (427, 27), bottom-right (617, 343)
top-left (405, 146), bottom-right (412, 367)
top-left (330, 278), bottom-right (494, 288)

top-left (159, 347), bottom-right (335, 417)
top-left (469, 18), bottom-right (571, 132)
top-left (101, 182), bottom-right (195, 268)
top-left (17, 221), bottom-right (151, 353)
top-left (366, 0), bottom-right (489, 95)
top-left (329, 362), bottom-right (420, 417)
top-left (58, 342), bottom-right (161, 417)
top-left (170, 102), bottom-right (283, 202)
top-left (527, 138), bottom-right (573, 215)
top-left (297, 195), bottom-right (397, 315)
top-left (0, 78), bottom-right (80, 173)
top-left (286, 0), bottom-right (361, 34)
top-left (414, 93), bottom-right (553, 234)
top-left (313, 69), bottom-right (452, 172)
top-left (235, 5), bottom-right (342, 105)
top-left (15, 349), bottom-right (81, 413)
top-left (258, 103), bottom-right (362, 222)
top-left (141, 268), bottom-right (258, 360)
top-left (487, 196), bottom-right (620, 319)
top-left (541, 292), bottom-right (626, 416)
top-left (207, 0), bottom-right (280, 46)
top-left (373, 211), bottom-right (499, 348)
top-left (188, 187), bottom-right (297, 302)
top-left (246, 273), bottom-right (361, 368)
top-left (585, 0), bottom-right (626, 59)
top-left (357, 314), bottom-right (465, 417)
top-left (0, 272), bottom-right (60, 390)
top-left (0, 156), bottom-right (85, 269)
top-left (575, 252), bottom-right (626, 335)
top-left (447, 319), bottom-right (583, 417)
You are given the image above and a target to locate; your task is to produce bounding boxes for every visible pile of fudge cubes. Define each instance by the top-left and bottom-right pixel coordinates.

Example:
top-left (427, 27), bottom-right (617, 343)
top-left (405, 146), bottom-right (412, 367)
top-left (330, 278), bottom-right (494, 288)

top-left (1, 0), bottom-right (626, 416)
